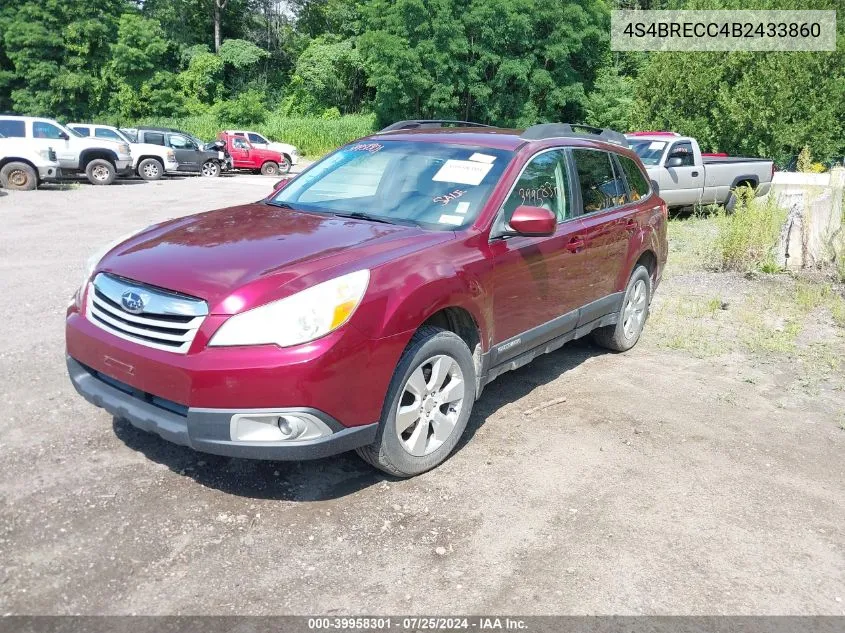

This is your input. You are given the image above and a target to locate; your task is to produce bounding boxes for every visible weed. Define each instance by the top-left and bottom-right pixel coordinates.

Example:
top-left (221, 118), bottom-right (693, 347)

top-left (714, 187), bottom-right (786, 273)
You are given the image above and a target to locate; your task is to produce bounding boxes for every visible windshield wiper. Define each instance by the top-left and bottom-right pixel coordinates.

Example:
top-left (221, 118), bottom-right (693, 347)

top-left (331, 211), bottom-right (397, 225)
top-left (265, 200), bottom-right (297, 210)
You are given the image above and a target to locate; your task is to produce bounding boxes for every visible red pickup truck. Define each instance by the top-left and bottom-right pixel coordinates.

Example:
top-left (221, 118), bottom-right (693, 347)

top-left (218, 132), bottom-right (286, 176)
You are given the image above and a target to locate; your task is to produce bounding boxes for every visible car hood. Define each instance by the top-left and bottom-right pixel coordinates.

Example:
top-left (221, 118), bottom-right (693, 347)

top-left (97, 203), bottom-right (450, 313)
top-left (268, 142), bottom-right (296, 154)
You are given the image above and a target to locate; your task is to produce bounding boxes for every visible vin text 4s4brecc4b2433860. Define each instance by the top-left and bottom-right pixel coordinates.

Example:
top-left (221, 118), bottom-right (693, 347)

top-left (65, 120), bottom-right (668, 477)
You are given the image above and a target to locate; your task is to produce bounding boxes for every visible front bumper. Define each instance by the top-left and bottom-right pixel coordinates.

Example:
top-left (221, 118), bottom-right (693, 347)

top-left (164, 160), bottom-right (180, 173)
top-left (67, 356), bottom-right (378, 459)
top-left (116, 158), bottom-right (133, 177)
top-left (37, 165), bottom-right (62, 182)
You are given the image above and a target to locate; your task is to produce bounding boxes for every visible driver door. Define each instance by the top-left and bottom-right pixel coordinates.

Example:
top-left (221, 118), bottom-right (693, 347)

top-left (229, 137), bottom-right (251, 166)
top-left (488, 149), bottom-right (588, 361)
top-left (660, 140), bottom-right (704, 206)
top-left (30, 121), bottom-right (74, 168)
top-left (167, 133), bottom-right (200, 172)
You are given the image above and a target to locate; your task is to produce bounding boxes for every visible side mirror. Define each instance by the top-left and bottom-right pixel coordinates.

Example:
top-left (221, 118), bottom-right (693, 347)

top-left (59, 131), bottom-right (69, 140)
top-left (273, 177), bottom-right (292, 191)
top-left (666, 156), bottom-right (684, 168)
top-left (650, 179), bottom-right (659, 196)
top-left (508, 205), bottom-right (556, 237)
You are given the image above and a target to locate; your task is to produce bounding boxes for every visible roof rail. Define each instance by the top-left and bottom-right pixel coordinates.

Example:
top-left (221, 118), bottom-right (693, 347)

top-left (378, 120), bottom-right (494, 133)
top-left (520, 123), bottom-right (628, 147)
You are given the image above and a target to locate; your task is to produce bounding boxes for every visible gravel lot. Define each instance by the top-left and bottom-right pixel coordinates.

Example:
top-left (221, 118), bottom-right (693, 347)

top-left (0, 174), bottom-right (843, 615)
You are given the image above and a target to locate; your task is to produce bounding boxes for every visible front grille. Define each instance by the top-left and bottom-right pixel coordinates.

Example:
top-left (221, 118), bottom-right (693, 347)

top-left (85, 273), bottom-right (208, 354)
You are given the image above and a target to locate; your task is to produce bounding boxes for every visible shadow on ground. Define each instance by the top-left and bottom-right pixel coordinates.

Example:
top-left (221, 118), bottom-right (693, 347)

top-left (113, 338), bottom-right (606, 501)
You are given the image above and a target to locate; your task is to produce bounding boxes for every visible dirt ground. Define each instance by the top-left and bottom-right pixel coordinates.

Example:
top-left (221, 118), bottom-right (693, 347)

top-left (0, 174), bottom-right (843, 615)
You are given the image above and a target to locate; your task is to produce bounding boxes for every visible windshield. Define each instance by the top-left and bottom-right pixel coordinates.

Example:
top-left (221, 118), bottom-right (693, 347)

top-left (269, 140), bottom-right (512, 230)
top-left (628, 140), bottom-right (667, 166)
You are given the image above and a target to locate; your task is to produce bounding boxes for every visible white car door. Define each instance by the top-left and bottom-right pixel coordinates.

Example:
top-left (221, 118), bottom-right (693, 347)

top-left (31, 120), bottom-right (75, 168)
top-left (659, 140), bottom-right (705, 206)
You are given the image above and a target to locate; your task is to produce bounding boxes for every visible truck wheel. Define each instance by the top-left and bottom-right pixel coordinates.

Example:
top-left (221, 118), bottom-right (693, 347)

top-left (356, 326), bottom-right (477, 477)
top-left (593, 265), bottom-right (651, 352)
top-left (137, 158), bottom-right (163, 181)
top-left (260, 161), bottom-right (279, 176)
top-left (201, 160), bottom-right (220, 177)
top-left (85, 159), bottom-right (116, 185)
top-left (280, 155), bottom-right (292, 174)
top-left (0, 162), bottom-right (38, 191)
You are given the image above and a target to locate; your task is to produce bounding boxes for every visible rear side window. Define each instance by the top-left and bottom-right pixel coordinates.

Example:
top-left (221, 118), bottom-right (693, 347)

top-left (502, 149), bottom-right (571, 224)
top-left (95, 128), bottom-right (122, 141)
top-left (618, 155), bottom-right (650, 201)
top-left (71, 126), bottom-right (91, 136)
top-left (572, 149), bottom-right (627, 213)
top-left (144, 132), bottom-right (165, 146)
top-left (232, 137), bottom-right (250, 149)
top-left (33, 121), bottom-right (65, 139)
top-left (0, 120), bottom-right (25, 137)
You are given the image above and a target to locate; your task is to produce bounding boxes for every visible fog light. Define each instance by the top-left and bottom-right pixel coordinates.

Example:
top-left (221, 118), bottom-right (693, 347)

top-left (278, 415), bottom-right (307, 439)
top-left (230, 411), bottom-right (333, 443)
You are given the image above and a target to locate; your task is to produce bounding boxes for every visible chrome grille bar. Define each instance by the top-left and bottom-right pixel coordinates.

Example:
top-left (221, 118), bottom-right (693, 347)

top-left (85, 273), bottom-right (208, 354)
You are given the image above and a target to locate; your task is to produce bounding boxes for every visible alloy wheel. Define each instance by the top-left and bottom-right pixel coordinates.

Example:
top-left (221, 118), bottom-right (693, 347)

top-left (622, 279), bottom-right (647, 338)
top-left (395, 355), bottom-right (465, 457)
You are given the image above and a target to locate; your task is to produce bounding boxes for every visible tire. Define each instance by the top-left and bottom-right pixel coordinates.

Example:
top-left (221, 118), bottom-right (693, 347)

top-left (280, 155), bottom-right (292, 174)
top-left (593, 265), bottom-right (651, 352)
top-left (85, 159), bottom-right (116, 185)
top-left (201, 160), bottom-right (220, 177)
top-left (0, 161), bottom-right (38, 191)
top-left (137, 158), bottom-right (163, 181)
top-left (724, 191), bottom-right (737, 213)
top-left (356, 326), bottom-right (477, 477)
top-left (260, 161), bottom-right (280, 176)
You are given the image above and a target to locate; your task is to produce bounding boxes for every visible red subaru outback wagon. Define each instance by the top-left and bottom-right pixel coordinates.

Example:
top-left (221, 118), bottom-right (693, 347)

top-left (66, 121), bottom-right (667, 477)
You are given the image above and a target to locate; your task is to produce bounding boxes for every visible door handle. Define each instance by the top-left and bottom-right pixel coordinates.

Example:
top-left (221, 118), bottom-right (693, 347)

top-left (565, 237), bottom-right (585, 252)
top-left (691, 171), bottom-right (699, 177)
top-left (625, 219), bottom-right (637, 229)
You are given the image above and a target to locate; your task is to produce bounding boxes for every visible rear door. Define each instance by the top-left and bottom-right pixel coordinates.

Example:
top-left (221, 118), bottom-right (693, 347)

top-left (568, 148), bottom-right (633, 317)
top-left (659, 140), bottom-right (704, 206)
top-left (167, 133), bottom-right (200, 171)
top-left (489, 148), bottom-right (590, 360)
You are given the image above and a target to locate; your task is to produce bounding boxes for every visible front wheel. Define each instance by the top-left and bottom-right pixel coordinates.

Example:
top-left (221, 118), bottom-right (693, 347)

top-left (85, 159), bottom-right (116, 185)
top-left (201, 160), bottom-right (220, 177)
top-left (0, 161), bottom-right (38, 190)
top-left (357, 326), bottom-right (477, 477)
top-left (260, 161), bottom-right (279, 176)
top-left (593, 265), bottom-right (651, 352)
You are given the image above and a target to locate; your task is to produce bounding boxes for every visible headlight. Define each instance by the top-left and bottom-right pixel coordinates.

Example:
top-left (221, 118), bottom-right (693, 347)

top-left (166, 150), bottom-right (176, 161)
top-left (209, 270), bottom-right (370, 348)
top-left (119, 143), bottom-right (130, 155)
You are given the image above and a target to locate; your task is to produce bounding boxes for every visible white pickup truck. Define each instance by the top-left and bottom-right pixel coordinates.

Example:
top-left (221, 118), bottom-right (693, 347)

top-left (0, 134), bottom-right (62, 190)
top-left (0, 116), bottom-right (133, 186)
top-left (626, 133), bottom-right (774, 210)
top-left (68, 123), bottom-right (180, 181)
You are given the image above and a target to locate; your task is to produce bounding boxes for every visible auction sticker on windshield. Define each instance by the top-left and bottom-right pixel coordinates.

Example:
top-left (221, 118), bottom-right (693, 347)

top-left (433, 160), bottom-right (493, 186)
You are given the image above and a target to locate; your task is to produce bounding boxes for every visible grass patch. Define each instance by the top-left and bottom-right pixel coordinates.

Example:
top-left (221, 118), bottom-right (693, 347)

top-left (714, 187), bottom-right (787, 272)
top-left (114, 113), bottom-right (377, 157)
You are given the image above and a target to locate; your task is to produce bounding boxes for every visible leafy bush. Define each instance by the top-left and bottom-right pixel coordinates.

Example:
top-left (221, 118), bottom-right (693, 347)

top-left (714, 186), bottom-right (787, 272)
top-left (212, 89), bottom-right (268, 125)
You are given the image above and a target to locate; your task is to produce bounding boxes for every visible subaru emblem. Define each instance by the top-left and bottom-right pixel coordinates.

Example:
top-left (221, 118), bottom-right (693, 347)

top-left (121, 290), bottom-right (145, 314)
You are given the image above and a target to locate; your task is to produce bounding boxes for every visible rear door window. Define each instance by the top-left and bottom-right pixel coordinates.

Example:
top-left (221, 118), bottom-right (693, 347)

top-left (502, 149), bottom-right (571, 224)
top-left (144, 132), bottom-right (165, 146)
top-left (0, 120), bottom-right (26, 137)
top-left (572, 149), bottom-right (626, 213)
top-left (617, 155), bottom-right (650, 201)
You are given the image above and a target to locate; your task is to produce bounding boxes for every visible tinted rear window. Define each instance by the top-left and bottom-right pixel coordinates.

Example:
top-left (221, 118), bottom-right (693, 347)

top-left (618, 156), bottom-right (650, 201)
top-left (0, 120), bottom-right (26, 137)
top-left (572, 149), bottom-right (627, 212)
